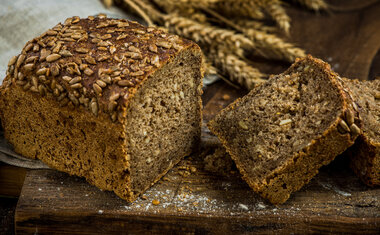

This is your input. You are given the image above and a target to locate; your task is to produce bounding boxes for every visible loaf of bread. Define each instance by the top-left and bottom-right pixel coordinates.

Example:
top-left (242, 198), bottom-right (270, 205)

top-left (343, 78), bottom-right (379, 186)
top-left (208, 56), bottom-right (361, 204)
top-left (0, 15), bottom-right (203, 202)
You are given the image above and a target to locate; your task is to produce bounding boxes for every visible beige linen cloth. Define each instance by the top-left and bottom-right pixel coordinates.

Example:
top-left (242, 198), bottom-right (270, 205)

top-left (0, 0), bottom-right (219, 169)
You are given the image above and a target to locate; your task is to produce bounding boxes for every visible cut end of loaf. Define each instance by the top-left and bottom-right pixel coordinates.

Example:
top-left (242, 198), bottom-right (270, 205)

top-left (208, 55), bottom-right (360, 204)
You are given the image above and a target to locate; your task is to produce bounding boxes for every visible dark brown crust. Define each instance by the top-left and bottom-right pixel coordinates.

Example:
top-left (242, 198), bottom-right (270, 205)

top-left (208, 55), bottom-right (361, 204)
top-left (2, 15), bottom-right (196, 122)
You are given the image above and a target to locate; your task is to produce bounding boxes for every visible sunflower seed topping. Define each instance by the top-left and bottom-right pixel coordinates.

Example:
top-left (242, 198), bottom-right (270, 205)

top-left (338, 120), bottom-right (350, 133)
top-left (118, 80), bottom-right (134, 87)
top-left (84, 67), bottom-right (94, 76)
top-left (46, 54), bottom-right (61, 62)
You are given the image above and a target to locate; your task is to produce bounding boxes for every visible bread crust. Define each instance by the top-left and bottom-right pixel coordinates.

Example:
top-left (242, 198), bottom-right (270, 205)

top-left (208, 56), bottom-right (361, 204)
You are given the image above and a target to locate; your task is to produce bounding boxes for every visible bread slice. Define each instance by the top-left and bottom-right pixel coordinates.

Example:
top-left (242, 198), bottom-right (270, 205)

top-left (208, 56), bottom-right (361, 204)
top-left (0, 16), bottom-right (203, 202)
top-left (343, 78), bottom-right (380, 186)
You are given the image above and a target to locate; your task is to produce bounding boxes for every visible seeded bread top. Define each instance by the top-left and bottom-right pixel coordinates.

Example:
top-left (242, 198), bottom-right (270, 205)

top-left (2, 15), bottom-right (198, 122)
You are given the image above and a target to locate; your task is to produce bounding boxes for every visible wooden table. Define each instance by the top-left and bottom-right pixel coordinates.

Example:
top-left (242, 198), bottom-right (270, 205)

top-left (1, 0), bottom-right (380, 234)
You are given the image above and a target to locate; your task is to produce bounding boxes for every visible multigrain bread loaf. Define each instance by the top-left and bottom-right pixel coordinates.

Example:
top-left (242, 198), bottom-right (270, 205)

top-left (0, 15), bottom-right (204, 202)
top-left (208, 56), bottom-right (361, 204)
top-left (343, 78), bottom-right (380, 186)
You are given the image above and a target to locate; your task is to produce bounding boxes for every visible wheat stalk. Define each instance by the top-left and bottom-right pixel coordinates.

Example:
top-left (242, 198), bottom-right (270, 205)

top-left (209, 46), bottom-right (266, 90)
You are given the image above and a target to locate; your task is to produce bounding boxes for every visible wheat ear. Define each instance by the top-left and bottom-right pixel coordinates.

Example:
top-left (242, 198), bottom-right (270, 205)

top-left (262, 0), bottom-right (290, 34)
top-left (243, 28), bottom-right (305, 62)
top-left (208, 46), bottom-right (266, 90)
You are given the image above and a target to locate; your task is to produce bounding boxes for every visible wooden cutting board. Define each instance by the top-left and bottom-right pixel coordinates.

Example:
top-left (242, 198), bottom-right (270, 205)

top-left (14, 0), bottom-right (380, 234)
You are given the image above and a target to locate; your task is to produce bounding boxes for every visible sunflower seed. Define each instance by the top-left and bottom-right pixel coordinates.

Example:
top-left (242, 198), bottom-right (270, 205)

top-left (84, 67), bottom-right (93, 76)
top-left (109, 93), bottom-right (120, 101)
top-left (125, 52), bottom-right (142, 59)
top-left (90, 98), bottom-right (98, 116)
top-left (97, 55), bottom-right (110, 62)
top-left (24, 43), bottom-right (33, 52)
top-left (38, 85), bottom-right (46, 95)
top-left (130, 71), bottom-right (144, 76)
top-left (31, 76), bottom-right (38, 87)
top-left (72, 16), bottom-right (80, 24)
top-left (33, 44), bottom-right (40, 52)
top-left (128, 46), bottom-right (140, 53)
top-left (16, 54), bottom-right (26, 69)
top-left (60, 50), bottom-right (73, 57)
top-left (338, 120), bottom-right (350, 133)
top-left (70, 83), bottom-right (82, 89)
top-left (117, 22), bottom-right (129, 28)
top-left (116, 34), bottom-right (127, 40)
top-left (57, 92), bottom-right (66, 101)
top-left (30, 86), bottom-right (39, 93)
top-left (68, 93), bottom-right (79, 106)
top-left (18, 72), bottom-right (24, 80)
top-left (100, 75), bottom-right (112, 84)
top-left (23, 63), bottom-right (34, 71)
top-left (62, 76), bottom-right (72, 82)
top-left (36, 67), bottom-right (47, 75)
top-left (117, 80), bottom-right (134, 87)
top-left (75, 48), bottom-right (88, 53)
top-left (375, 92), bottom-right (380, 99)
top-left (8, 56), bottom-right (17, 66)
top-left (85, 56), bottom-right (96, 64)
top-left (25, 56), bottom-right (38, 64)
top-left (100, 34), bottom-right (112, 40)
top-left (350, 123), bottom-right (361, 136)
top-left (46, 30), bottom-right (58, 36)
top-left (50, 64), bottom-right (60, 76)
top-left (93, 83), bottom-right (102, 94)
top-left (155, 40), bottom-right (171, 49)
top-left (148, 44), bottom-right (157, 53)
top-left (46, 54), bottom-right (61, 62)
top-left (345, 109), bottom-right (355, 126)
top-left (109, 46), bottom-right (116, 54)
top-left (40, 49), bottom-right (51, 61)
top-left (108, 101), bottom-right (117, 112)
top-left (69, 76), bottom-right (81, 84)
top-left (96, 80), bottom-right (107, 88)
top-left (150, 54), bottom-right (159, 66)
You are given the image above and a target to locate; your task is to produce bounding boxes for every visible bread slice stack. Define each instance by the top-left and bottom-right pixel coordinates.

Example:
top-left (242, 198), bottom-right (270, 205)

top-left (208, 56), bottom-right (366, 204)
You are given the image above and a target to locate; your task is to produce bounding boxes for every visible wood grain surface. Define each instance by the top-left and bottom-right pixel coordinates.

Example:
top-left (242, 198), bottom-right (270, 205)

top-left (14, 0), bottom-right (380, 234)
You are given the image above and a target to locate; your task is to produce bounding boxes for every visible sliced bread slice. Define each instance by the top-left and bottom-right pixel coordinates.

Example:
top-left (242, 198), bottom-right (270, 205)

top-left (208, 56), bottom-right (361, 204)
